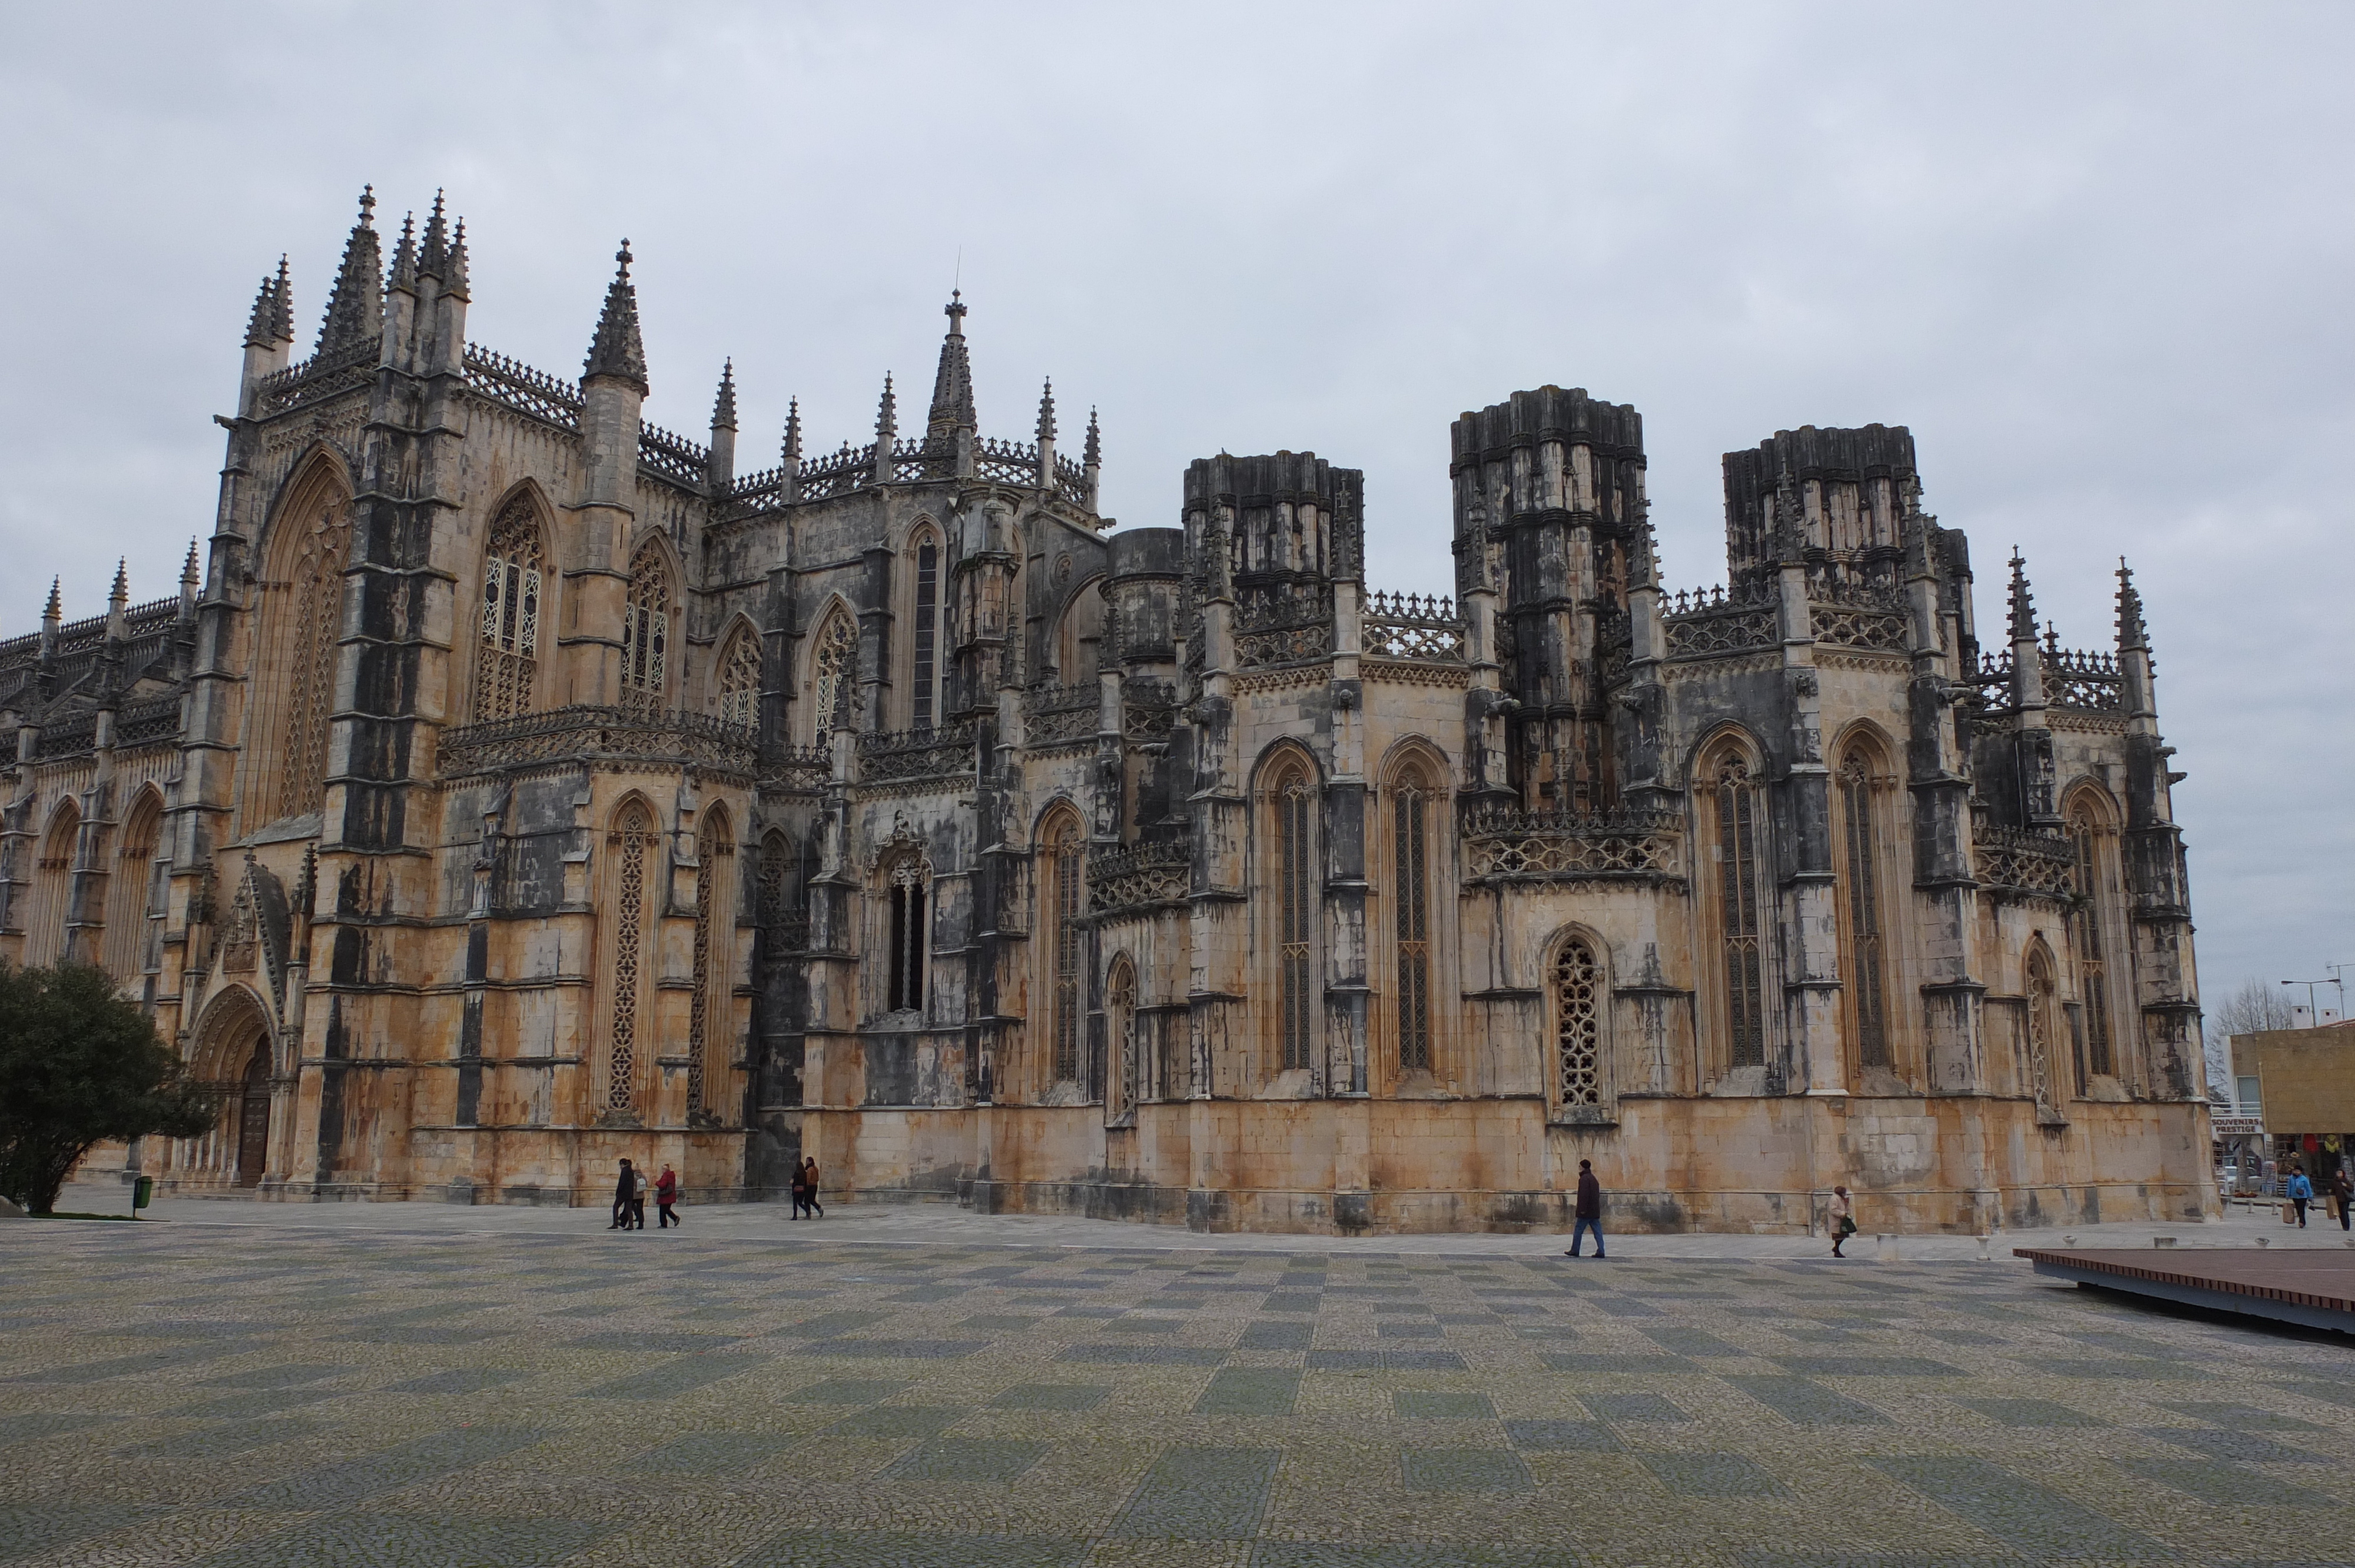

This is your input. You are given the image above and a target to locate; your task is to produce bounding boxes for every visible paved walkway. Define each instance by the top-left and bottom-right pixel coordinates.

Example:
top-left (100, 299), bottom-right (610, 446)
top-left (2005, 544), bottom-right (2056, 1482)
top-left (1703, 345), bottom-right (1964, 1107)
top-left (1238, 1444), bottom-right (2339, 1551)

top-left (44, 1180), bottom-right (2355, 1258)
top-left (6, 1192), bottom-right (2354, 1567)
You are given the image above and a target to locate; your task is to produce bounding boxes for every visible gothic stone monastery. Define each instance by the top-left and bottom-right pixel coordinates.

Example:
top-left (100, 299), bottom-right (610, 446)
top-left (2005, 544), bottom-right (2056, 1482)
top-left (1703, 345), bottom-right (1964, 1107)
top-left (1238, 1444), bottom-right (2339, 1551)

top-left (0, 191), bottom-right (2214, 1233)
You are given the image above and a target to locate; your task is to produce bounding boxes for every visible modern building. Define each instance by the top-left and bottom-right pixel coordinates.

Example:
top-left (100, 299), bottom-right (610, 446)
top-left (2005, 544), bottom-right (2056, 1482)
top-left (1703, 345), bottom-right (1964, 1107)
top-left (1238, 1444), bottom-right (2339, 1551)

top-left (0, 191), bottom-right (2214, 1232)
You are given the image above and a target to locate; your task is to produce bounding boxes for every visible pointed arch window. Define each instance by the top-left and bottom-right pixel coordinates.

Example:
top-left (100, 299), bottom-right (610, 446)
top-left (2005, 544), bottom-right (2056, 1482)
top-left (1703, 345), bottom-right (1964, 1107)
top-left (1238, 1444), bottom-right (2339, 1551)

top-left (473, 496), bottom-right (546, 722)
top-left (1553, 934), bottom-right (1603, 1109)
top-left (1273, 763), bottom-right (1317, 1073)
top-left (1837, 752), bottom-right (1890, 1072)
top-left (2069, 800), bottom-right (2115, 1081)
top-left (1045, 815), bottom-right (1087, 1085)
top-left (1711, 752), bottom-right (1766, 1069)
top-left (619, 544), bottom-right (674, 715)
top-left (911, 531), bottom-right (941, 731)
top-left (2025, 946), bottom-right (2057, 1107)
top-left (1107, 956), bottom-right (1137, 1117)
top-left (686, 810), bottom-right (735, 1118)
top-left (24, 802), bottom-right (79, 969)
top-left (884, 855), bottom-right (929, 1014)
top-left (102, 791), bottom-right (163, 981)
top-left (717, 626), bottom-right (762, 730)
top-left (811, 607), bottom-right (859, 742)
top-left (605, 800), bottom-right (660, 1115)
top-left (757, 829), bottom-right (797, 952)
top-left (270, 494), bottom-right (353, 820)
top-left (1392, 769), bottom-right (1434, 1073)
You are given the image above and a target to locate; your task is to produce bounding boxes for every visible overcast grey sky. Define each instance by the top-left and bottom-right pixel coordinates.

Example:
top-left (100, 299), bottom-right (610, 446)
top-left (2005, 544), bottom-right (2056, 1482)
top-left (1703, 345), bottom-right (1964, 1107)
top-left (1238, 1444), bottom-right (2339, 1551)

top-left (2, 1), bottom-right (2347, 1004)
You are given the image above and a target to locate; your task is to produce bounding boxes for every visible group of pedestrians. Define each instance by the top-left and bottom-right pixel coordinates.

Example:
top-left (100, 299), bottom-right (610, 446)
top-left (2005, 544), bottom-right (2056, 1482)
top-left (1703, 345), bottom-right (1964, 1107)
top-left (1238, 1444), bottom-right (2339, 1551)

top-left (1561, 1162), bottom-right (1866, 1260)
top-left (2281, 1161), bottom-right (2354, 1230)
top-left (605, 1155), bottom-right (827, 1230)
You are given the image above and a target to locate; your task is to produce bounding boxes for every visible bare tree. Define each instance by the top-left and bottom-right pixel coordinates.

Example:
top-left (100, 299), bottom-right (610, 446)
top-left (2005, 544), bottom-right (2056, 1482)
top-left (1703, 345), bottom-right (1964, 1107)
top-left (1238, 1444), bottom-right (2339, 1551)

top-left (2203, 977), bottom-right (2296, 1096)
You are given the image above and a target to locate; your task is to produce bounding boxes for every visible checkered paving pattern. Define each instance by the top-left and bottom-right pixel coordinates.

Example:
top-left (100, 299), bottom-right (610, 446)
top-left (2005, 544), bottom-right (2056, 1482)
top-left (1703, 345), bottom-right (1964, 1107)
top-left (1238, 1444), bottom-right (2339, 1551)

top-left (4, 1222), bottom-right (2352, 1566)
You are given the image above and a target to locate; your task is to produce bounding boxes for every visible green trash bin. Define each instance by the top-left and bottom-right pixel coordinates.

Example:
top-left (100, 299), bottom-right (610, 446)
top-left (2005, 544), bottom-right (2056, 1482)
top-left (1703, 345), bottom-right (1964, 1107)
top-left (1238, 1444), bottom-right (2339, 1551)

top-left (132, 1175), bottom-right (154, 1215)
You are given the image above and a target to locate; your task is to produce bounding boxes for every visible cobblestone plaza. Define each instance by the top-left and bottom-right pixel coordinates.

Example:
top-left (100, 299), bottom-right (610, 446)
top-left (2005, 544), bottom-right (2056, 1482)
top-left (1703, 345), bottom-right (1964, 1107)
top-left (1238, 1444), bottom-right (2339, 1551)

top-left (5, 1205), bottom-right (2352, 1566)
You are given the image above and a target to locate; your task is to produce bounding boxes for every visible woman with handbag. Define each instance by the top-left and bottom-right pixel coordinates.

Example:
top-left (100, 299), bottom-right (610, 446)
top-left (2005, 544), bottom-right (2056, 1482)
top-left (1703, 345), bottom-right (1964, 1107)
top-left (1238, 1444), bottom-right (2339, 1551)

top-left (1829, 1185), bottom-right (1858, 1257)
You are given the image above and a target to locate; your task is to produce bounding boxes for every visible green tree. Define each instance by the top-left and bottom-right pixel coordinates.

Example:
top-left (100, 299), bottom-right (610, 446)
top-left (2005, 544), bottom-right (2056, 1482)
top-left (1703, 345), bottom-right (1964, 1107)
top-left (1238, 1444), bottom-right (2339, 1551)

top-left (0, 962), bottom-right (212, 1214)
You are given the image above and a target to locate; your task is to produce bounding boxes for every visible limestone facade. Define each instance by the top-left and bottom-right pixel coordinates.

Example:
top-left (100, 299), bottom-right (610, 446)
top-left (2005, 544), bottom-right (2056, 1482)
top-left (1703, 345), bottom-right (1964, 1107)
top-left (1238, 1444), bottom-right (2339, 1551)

top-left (0, 191), bottom-right (2214, 1232)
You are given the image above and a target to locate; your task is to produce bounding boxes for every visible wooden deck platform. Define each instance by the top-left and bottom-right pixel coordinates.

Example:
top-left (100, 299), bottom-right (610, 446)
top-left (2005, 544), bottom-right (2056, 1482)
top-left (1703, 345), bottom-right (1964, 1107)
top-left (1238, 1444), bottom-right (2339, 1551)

top-left (2015, 1247), bottom-right (2355, 1333)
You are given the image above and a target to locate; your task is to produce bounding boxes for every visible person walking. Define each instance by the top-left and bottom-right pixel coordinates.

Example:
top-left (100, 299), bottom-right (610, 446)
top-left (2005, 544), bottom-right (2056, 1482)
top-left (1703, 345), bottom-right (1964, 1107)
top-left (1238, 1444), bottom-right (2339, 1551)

top-left (610, 1158), bottom-right (636, 1231)
top-left (2330, 1164), bottom-right (2352, 1232)
top-left (788, 1158), bottom-right (810, 1219)
top-left (2286, 1165), bottom-right (2313, 1228)
top-left (801, 1157), bottom-right (824, 1219)
top-left (631, 1162), bottom-right (651, 1230)
top-left (1564, 1158), bottom-right (1605, 1258)
top-left (655, 1163), bottom-right (681, 1228)
top-left (1829, 1185), bottom-right (1858, 1258)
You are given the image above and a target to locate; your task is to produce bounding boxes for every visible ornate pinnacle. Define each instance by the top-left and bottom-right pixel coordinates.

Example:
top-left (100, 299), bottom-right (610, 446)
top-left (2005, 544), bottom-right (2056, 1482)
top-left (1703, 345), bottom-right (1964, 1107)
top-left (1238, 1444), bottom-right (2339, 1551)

top-left (2115, 557), bottom-right (2149, 653)
top-left (1083, 406), bottom-right (1101, 469)
top-left (269, 255), bottom-right (293, 341)
top-left (183, 539), bottom-right (201, 582)
top-left (782, 397), bottom-right (802, 463)
top-left (446, 218), bottom-right (469, 297)
top-left (42, 577), bottom-right (61, 623)
top-left (1628, 498), bottom-right (1660, 588)
top-left (244, 270), bottom-right (278, 347)
top-left (2006, 549), bottom-right (2037, 645)
top-left (926, 291), bottom-right (976, 440)
top-left (315, 185), bottom-right (386, 356)
top-left (1036, 377), bottom-right (1057, 446)
top-left (877, 373), bottom-right (898, 441)
top-left (420, 189), bottom-right (449, 275)
top-left (389, 212), bottom-right (417, 290)
top-left (581, 240), bottom-right (649, 394)
top-left (712, 359), bottom-right (738, 432)
top-left (110, 559), bottom-right (128, 607)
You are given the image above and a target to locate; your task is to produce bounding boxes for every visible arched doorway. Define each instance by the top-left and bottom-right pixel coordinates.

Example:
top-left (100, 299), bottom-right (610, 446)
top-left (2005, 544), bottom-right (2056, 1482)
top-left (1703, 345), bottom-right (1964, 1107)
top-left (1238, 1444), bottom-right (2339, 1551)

top-left (236, 1047), bottom-right (271, 1187)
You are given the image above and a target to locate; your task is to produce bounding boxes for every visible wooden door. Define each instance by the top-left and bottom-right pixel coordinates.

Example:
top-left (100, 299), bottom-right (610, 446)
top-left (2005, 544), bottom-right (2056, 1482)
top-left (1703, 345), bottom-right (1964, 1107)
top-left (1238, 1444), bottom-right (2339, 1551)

top-left (236, 1049), bottom-right (270, 1187)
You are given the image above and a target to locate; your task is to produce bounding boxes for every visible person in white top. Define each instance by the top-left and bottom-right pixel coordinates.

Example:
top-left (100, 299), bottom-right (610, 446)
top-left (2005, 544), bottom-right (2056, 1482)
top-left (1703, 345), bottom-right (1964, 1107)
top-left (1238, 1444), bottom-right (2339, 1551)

top-left (1828, 1185), bottom-right (1856, 1258)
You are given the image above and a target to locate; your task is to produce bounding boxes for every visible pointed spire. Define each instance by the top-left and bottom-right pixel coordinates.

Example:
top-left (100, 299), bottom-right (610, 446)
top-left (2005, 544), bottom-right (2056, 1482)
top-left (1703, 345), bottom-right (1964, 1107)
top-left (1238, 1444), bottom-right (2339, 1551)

top-left (782, 397), bottom-right (802, 463)
top-left (43, 577), bottom-right (62, 624)
top-left (446, 218), bottom-right (469, 297)
top-left (582, 240), bottom-right (648, 394)
top-left (877, 373), bottom-right (898, 441)
top-left (183, 539), bottom-right (201, 586)
top-left (314, 186), bottom-right (384, 356)
top-left (2006, 549), bottom-right (2036, 645)
top-left (244, 265), bottom-right (283, 348)
top-left (389, 211), bottom-right (418, 290)
top-left (109, 559), bottom-right (128, 609)
top-left (2115, 558), bottom-right (2148, 653)
top-left (1083, 406), bottom-right (1102, 470)
top-left (179, 540), bottom-right (201, 622)
top-left (925, 291), bottom-right (976, 441)
top-left (419, 189), bottom-right (449, 276)
top-left (711, 359), bottom-right (738, 432)
top-left (1036, 377), bottom-right (1057, 446)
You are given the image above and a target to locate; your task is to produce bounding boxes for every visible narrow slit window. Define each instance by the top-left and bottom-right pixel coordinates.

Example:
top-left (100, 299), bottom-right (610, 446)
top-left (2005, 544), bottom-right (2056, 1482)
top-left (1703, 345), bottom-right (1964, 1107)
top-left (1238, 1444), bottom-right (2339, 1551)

top-left (1714, 755), bottom-right (1766, 1069)
top-left (913, 537), bottom-right (940, 730)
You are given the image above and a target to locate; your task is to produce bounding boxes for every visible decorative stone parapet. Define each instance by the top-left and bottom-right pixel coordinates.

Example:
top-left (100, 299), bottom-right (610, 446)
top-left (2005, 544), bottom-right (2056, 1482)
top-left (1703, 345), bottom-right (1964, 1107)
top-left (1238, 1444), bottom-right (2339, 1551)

top-left (437, 705), bottom-right (757, 780)
top-left (1461, 806), bottom-right (1683, 882)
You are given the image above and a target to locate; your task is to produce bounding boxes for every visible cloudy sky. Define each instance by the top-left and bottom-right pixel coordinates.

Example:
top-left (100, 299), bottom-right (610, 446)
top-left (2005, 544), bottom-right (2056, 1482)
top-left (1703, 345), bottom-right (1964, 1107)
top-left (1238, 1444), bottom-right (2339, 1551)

top-left (2, 1), bottom-right (2348, 1006)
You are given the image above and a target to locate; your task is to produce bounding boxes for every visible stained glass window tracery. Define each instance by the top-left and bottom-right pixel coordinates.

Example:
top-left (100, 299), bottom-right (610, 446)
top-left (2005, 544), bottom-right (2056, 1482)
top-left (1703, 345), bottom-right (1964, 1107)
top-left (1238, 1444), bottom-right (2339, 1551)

top-left (272, 498), bottom-right (353, 819)
top-left (1713, 752), bottom-right (1766, 1070)
top-left (473, 496), bottom-right (546, 722)
top-left (1553, 935), bottom-right (1602, 1108)
top-left (1838, 753), bottom-right (1890, 1072)
top-left (606, 800), bottom-right (659, 1114)
top-left (1394, 773), bottom-right (1433, 1072)
top-left (812, 607), bottom-right (858, 741)
top-left (718, 627), bottom-right (761, 729)
top-left (619, 544), bottom-right (673, 714)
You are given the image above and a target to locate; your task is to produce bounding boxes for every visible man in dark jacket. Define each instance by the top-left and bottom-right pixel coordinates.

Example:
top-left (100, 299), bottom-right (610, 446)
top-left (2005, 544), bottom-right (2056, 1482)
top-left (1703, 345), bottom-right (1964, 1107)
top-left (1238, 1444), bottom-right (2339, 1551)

top-left (610, 1159), bottom-right (635, 1230)
top-left (1565, 1159), bottom-right (1606, 1258)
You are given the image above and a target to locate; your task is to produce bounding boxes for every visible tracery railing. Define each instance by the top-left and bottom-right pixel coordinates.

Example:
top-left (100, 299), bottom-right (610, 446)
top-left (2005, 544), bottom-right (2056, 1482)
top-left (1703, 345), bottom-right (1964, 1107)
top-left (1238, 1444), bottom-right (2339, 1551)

top-left (114, 695), bottom-right (185, 748)
top-left (761, 742), bottom-right (831, 793)
top-left (254, 335), bottom-right (382, 417)
top-left (1809, 602), bottom-right (1910, 653)
top-left (462, 344), bottom-right (583, 431)
top-left (1461, 806), bottom-right (1683, 881)
top-left (1972, 822), bottom-right (2077, 901)
top-left (438, 706), bottom-right (757, 779)
top-left (855, 717), bottom-right (979, 784)
top-left (974, 436), bottom-right (1039, 487)
top-left (2044, 648), bottom-right (2124, 711)
top-left (1661, 584), bottom-right (1778, 657)
top-left (1234, 579), bottom-right (1334, 669)
top-left (796, 444), bottom-right (877, 503)
top-left (1086, 839), bottom-right (1192, 916)
top-left (1363, 590), bottom-right (1467, 662)
top-left (1024, 681), bottom-right (1102, 747)
top-left (32, 713), bottom-right (99, 759)
top-left (638, 423), bottom-right (710, 489)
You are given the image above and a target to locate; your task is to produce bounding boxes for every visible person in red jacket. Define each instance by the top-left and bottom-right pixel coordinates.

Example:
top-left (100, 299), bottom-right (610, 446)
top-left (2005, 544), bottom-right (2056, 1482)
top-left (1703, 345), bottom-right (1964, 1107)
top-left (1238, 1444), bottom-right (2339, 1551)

top-left (1564, 1159), bottom-right (1606, 1258)
top-left (655, 1163), bottom-right (681, 1228)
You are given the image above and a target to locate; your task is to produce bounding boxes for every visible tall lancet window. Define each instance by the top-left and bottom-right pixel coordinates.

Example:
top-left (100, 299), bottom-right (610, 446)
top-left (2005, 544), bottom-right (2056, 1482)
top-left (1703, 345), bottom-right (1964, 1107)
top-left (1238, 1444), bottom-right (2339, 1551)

top-left (273, 494), bottom-right (354, 820)
top-left (811, 606), bottom-right (858, 742)
top-left (717, 626), bottom-right (761, 729)
top-left (102, 789), bottom-right (163, 982)
top-left (1392, 769), bottom-right (1434, 1073)
top-left (1274, 762), bottom-right (1317, 1073)
top-left (884, 852), bottom-right (929, 1014)
top-left (24, 801), bottom-right (78, 970)
top-left (1712, 751), bottom-right (1767, 1069)
top-left (1044, 814), bottom-right (1087, 1085)
top-left (686, 809), bottom-right (734, 1117)
top-left (619, 544), bottom-right (673, 714)
top-left (2025, 945), bottom-right (2058, 1105)
top-left (473, 496), bottom-right (546, 722)
top-left (1553, 934), bottom-right (1603, 1109)
top-left (605, 799), bottom-right (661, 1115)
top-left (911, 532), bottom-right (941, 731)
top-left (2069, 799), bottom-right (2116, 1081)
top-left (1837, 752), bottom-right (1891, 1072)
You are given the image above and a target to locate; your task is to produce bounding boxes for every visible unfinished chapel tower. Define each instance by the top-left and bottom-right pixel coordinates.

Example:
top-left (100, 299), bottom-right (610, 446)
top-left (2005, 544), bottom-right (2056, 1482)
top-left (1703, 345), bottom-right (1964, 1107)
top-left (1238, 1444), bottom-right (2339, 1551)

top-left (0, 192), bottom-right (2212, 1232)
